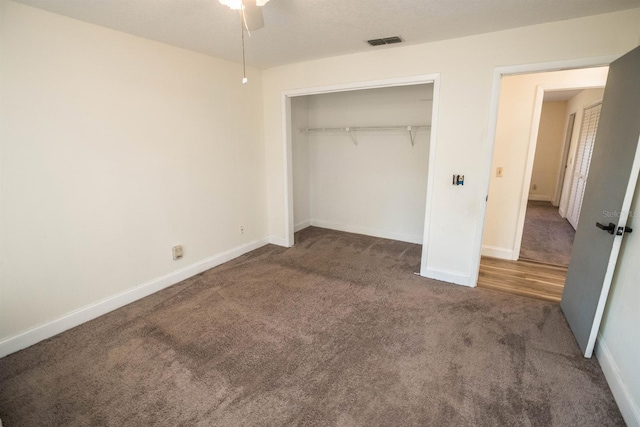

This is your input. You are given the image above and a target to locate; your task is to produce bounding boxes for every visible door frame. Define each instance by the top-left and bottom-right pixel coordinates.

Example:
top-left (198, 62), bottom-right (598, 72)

top-left (280, 74), bottom-right (440, 276)
top-left (512, 83), bottom-right (606, 261)
top-left (470, 55), bottom-right (619, 284)
top-left (554, 112), bottom-right (576, 209)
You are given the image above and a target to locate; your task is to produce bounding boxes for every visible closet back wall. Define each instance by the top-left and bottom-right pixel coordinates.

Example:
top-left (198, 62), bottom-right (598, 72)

top-left (293, 84), bottom-right (432, 244)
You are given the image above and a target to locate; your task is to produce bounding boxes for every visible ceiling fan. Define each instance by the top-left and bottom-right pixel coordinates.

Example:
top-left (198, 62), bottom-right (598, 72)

top-left (218, 0), bottom-right (271, 84)
top-left (219, 0), bottom-right (269, 31)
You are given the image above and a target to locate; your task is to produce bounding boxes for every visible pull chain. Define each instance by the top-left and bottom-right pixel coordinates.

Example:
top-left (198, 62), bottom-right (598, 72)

top-left (240, 11), bottom-right (248, 84)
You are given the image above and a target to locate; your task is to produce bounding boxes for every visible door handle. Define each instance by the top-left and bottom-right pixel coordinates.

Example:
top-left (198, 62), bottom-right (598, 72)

top-left (596, 222), bottom-right (616, 234)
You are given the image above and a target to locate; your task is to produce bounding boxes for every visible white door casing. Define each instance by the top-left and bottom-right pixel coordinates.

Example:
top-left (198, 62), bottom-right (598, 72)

top-left (281, 74), bottom-right (441, 279)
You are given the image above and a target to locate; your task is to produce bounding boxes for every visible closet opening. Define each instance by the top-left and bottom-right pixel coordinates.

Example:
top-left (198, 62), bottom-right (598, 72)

top-left (281, 76), bottom-right (440, 276)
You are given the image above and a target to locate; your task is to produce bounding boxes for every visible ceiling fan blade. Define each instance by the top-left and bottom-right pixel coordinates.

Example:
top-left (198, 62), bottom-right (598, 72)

top-left (242, 0), bottom-right (265, 31)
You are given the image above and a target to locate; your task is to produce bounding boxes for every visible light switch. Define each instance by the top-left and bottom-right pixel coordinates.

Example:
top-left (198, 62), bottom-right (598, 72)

top-left (452, 174), bottom-right (464, 185)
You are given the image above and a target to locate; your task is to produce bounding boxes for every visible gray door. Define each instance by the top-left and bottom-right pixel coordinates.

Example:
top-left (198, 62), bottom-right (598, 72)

top-left (561, 45), bottom-right (640, 358)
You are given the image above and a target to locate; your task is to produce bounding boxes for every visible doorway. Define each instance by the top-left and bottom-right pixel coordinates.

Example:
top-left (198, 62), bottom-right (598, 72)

top-left (281, 75), bottom-right (440, 277)
top-left (521, 93), bottom-right (605, 266)
top-left (477, 67), bottom-right (608, 301)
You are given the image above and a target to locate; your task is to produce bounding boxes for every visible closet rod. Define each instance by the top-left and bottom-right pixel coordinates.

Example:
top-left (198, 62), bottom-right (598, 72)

top-left (300, 125), bottom-right (430, 133)
top-left (299, 125), bottom-right (430, 146)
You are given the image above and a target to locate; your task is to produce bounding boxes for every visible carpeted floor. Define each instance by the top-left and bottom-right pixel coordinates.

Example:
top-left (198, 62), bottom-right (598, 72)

top-left (0, 227), bottom-right (622, 426)
top-left (520, 201), bottom-right (576, 266)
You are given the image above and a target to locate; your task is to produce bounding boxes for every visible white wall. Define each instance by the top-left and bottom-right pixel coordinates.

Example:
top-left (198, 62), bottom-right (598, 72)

top-left (263, 9), bottom-right (640, 284)
top-left (482, 68), bottom-right (608, 260)
top-left (264, 9), bottom-right (640, 284)
top-left (597, 177), bottom-right (640, 425)
top-left (529, 101), bottom-right (568, 202)
top-left (0, 1), bottom-right (267, 350)
top-left (558, 88), bottom-right (606, 217)
top-left (292, 96), bottom-right (310, 230)
top-left (292, 85), bottom-right (432, 243)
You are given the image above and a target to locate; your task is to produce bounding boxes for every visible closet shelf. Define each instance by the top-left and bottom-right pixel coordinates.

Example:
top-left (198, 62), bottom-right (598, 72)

top-left (299, 125), bottom-right (430, 146)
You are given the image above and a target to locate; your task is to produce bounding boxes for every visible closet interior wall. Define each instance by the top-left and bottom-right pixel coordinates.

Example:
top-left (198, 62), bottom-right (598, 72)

top-left (292, 84), bottom-right (433, 244)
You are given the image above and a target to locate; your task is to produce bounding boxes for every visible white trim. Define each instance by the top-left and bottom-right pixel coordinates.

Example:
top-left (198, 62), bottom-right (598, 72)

top-left (512, 85), bottom-right (546, 261)
top-left (0, 237), bottom-right (271, 358)
top-left (488, 56), bottom-right (617, 78)
top-left (281, 73), bottom-right (441, 276)
top-left (282, 95), bottom-right (295, 248)
top-left (420, 267), bottom-right (472, 287)
top-left (283, 75), bottom-right (440, 98)
top-left (481, 245), bottom-right (514, 260)
top-left (470, 55), bottom-right (619, 288)
top-left (310, 220), bottom-right (423, 244)
top-left (420, 75), bottom-right (441, 276)
top-left (595, 335), bottom-right (640, 426)
top-left (584, 134), bottom-right (640, 357)
top-left (558, 205), bottom-right (567, 218)
top-left (583, 98), bottom-right (607, 110)
top-left (469, 67), bottom-right (504, 287)
top-left (554, 112), bottom-right (576, 207)
top-left (294, 220), bottom-right (311, 232)
top-left (268, 235), bottom-right (288, 247)
top-left (527, 195), bottom-right (552, 202)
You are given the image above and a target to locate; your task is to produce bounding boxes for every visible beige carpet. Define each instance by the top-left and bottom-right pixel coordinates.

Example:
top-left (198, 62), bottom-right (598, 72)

top-left (0, 227), bottom-right (622, 426)
top-left (520, 201), bottom-right (576, 266)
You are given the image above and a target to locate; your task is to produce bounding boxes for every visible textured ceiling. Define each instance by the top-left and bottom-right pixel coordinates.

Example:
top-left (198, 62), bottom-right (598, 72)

top-left (12, 0), bottom-right (640, 68)
top-left (544, 89), bottom-right (588, 102)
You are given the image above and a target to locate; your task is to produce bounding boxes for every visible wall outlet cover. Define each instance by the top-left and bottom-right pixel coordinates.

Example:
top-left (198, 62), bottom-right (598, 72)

top-left (172, 245), bottom-right (184, 260)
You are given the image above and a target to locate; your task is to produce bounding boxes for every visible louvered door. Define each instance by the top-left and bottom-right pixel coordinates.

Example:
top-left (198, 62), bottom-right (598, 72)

top-left (566, 103), bottom-right (602, 229)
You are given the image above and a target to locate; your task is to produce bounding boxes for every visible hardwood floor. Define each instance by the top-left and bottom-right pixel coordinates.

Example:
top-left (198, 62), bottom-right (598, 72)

top-left (477, 256), bottom-right (567, 303)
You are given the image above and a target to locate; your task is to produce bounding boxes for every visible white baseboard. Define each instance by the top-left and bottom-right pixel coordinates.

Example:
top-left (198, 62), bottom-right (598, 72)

top-left (595, 335), bottom-right (640, 427)
top-left (267, 235), bottom-right (289, 247)
top-left (420, 267), bottom-right (473, 287)
top-left (481, 245), bottom-right (514, 260)
top-left (310, 219), bottom-right (422, 245)
top-left (294, 221), bottom-right (311, 233)
top-left (0, 237), bottom-right (271, 358)
top-left (528, 194), bottom-right (552, 202)
top-left (558, 206), bottom-right (567, 218)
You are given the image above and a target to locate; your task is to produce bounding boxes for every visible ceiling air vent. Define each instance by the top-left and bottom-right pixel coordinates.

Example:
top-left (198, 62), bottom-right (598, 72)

top-left (367, 36), bottom-right (403, 46)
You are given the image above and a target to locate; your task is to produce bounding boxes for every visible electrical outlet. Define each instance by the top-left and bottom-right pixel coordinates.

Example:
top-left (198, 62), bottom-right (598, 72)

top-left (240, 225), bottom-right (244, 234)
top-left (496, 167), bottom-right (503, 177)
top-left (532, 184), bottom-right (537, 190)
top-left (172, 245), bottom-right (183, 260)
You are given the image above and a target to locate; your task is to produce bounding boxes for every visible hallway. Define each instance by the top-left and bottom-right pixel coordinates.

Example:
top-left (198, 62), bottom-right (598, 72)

top-left (519, 201), bottom-right (576, 266)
